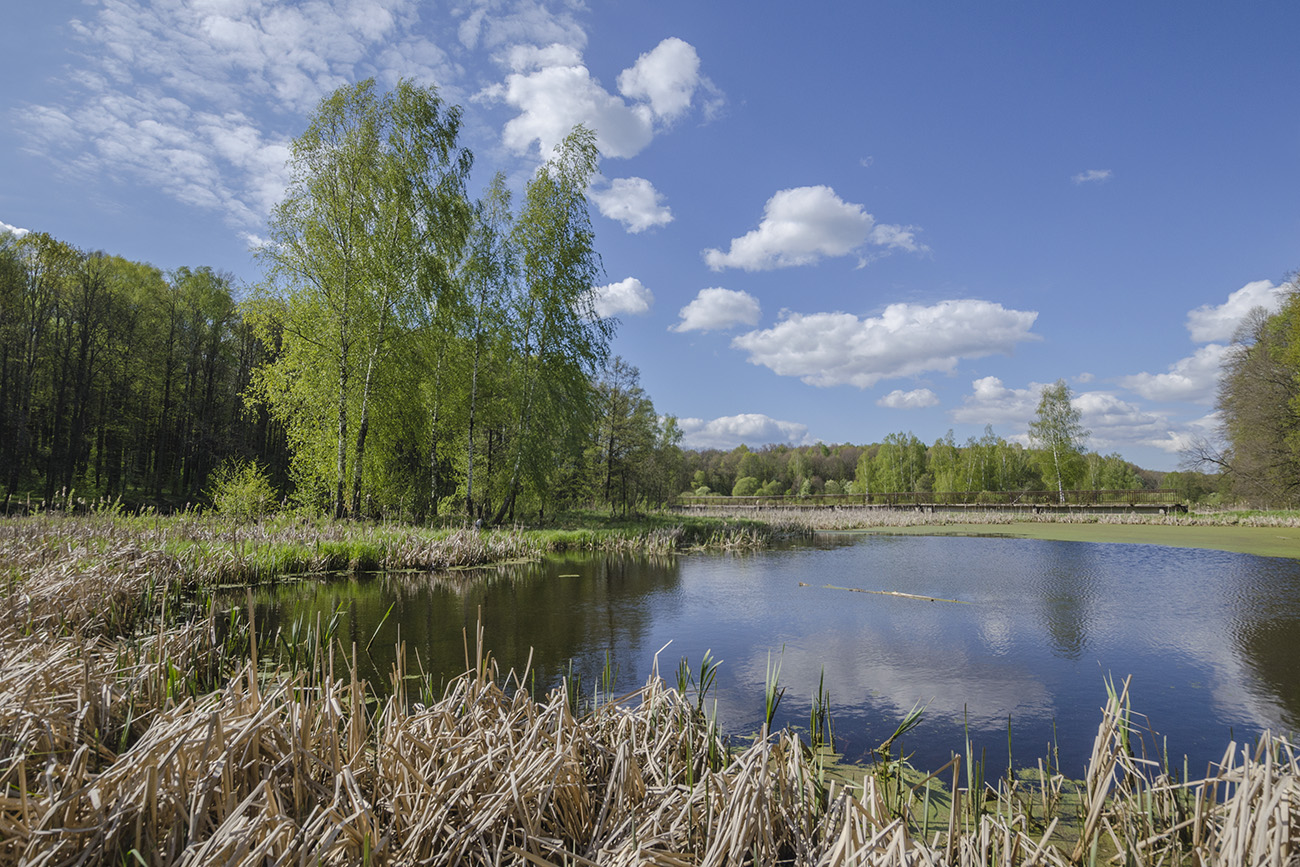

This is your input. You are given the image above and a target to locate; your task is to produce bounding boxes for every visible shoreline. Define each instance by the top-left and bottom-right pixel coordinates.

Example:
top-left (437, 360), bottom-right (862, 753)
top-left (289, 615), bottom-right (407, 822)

top-left (826, 521), bottom-right (1300, 560)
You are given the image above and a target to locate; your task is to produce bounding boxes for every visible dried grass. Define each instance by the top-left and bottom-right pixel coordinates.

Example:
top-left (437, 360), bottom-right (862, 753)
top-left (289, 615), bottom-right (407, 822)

top-left (3, 611), bottom-right (1297, 866)
top-left (3, 512), bottom-right (1298, 864)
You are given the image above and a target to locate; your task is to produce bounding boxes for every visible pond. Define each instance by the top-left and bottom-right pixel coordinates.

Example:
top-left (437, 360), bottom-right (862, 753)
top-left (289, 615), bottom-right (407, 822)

top-left (247, 533), bottom-right (1300, 776)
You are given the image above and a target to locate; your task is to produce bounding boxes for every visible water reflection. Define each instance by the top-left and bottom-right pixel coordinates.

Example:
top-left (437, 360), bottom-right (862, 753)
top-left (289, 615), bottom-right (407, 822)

top-left (248, 535), bottom-right (1300, 776)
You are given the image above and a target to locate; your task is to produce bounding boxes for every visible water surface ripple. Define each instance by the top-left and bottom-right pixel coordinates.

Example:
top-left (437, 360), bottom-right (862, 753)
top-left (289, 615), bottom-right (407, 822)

top-left (251, 534), bottom-right (1300, 775)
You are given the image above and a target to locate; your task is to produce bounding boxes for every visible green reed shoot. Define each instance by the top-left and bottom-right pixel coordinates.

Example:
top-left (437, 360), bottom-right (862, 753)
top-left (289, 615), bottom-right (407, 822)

top-left (598, 650), bottom-right (618, 705)
top-left (763, 648), bottom-right (785, 734)
top-left (877, 699), bottom-right (927, 759)
top-left (809, 667), bottom-right (833, 752)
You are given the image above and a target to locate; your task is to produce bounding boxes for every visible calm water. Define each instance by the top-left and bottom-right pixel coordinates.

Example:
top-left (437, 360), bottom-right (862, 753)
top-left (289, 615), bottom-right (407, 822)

top-left (248, 534), bottom-right (1300, 775)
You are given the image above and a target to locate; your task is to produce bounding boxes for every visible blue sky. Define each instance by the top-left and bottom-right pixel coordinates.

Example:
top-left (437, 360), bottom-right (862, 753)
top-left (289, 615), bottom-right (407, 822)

top-left (3, 1), bottom-right (1298, 470)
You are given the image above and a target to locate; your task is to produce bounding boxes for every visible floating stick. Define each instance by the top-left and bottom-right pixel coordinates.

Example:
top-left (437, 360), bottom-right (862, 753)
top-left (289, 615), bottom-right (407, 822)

top-left (799, 582), bottom-right (970, 604)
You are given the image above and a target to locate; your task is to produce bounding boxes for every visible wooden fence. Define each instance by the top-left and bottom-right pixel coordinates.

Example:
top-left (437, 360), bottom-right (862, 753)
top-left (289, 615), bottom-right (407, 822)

top-left (676, 489), bottom-right (1184, 509)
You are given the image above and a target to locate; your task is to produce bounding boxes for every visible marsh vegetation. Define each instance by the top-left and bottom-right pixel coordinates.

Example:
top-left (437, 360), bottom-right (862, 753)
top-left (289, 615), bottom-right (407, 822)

top-left (4, 509), bottom-right (1300, 864)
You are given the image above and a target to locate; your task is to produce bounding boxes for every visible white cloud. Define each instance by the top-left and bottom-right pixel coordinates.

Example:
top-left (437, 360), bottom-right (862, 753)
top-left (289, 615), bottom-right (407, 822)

top-left (1185, 279), bottom-right (1289, 343)
top-left (616, 37), bottom-right (703, 122)
top-left (1117, 278), bottom-right (1290, 408)
top-left (731, 300), bottom-right (1038, 388)
top-left (0, 220), bottom-right (30, 238)
top-left (1072, 391), bottom-right (1169, 448)
top-left (951, 377), bottom-right (1043, 427)
top-left (1118, 344), bottom-right (1228, 403)
top-left (589, 177), bottom-right (672, 233)
top-left (591, 277), bottom-right (653, 318)
top-left (953, 377), bottom-right (1179, 451)
top-left (1146, 413), bottom-right (1221, 455)
top-left (489, 36), bottom-right (716, 160)
top-left (877, 388), bottom-right (940, 409)
top-left (492, 62), bottom-right (655, 159)
top-left (703, 186), bottom-right (923, 271)
top-left (1072, 169), bottom-right (1112, 184)
top-left (458, 1), bottom-right (587, 54)
top-left (20, 0), bottom-right (455, 231)
top-left (672, 288), bottom-right (761, 333)
top-left (678, 414), bottom-right (812, 450)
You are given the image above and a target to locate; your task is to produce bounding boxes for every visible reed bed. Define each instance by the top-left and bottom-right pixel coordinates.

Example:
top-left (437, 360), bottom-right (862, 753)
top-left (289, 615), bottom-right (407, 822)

top-left (0, 511), bottom-right (789, 606)
top-left (3, 510), bottom-right (1299, 864)
top-left (3, 595), bottom-right (1298, 866)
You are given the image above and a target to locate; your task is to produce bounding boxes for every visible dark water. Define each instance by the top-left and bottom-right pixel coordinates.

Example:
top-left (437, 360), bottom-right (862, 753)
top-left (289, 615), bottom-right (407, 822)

top-left (247, 534), bottom-right (1300, 776)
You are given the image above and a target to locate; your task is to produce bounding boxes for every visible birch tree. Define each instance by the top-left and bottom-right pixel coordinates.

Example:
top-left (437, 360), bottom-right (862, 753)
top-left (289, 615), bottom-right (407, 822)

top-left (1028, 379), bottom-right (1088, 503)
top-left (493, 126), bottom-right (611, 523)
top-left (253, 79), bottom-right (470, 517)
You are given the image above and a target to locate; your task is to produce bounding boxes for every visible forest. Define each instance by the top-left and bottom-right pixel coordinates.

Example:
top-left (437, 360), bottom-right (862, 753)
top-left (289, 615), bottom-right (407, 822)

top-left (6, 78), bottom-right (1292, 521)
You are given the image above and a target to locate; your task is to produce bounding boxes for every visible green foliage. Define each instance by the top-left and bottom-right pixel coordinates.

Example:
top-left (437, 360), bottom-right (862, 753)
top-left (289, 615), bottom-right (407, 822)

top-left (731, 476), bottom-right (761, 497)
top-left (1028, 379), bottom-right (1089, 503)
top-left (1211, 282), bottom-right (1300, 506)
top-left (206, 460), bottom-right (279, 521)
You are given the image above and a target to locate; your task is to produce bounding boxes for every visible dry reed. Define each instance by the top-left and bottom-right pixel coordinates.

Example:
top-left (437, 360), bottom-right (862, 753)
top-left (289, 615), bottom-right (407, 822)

top-left (3, 511), bottom-right (1298, 864)
top-left (3, 609), bottom-right (1297, 865)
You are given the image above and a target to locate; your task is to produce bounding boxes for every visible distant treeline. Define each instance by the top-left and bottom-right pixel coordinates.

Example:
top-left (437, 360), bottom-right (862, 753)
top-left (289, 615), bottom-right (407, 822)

top-left (679, 431), bottom-right (1222, 504)
top-left (0, 225), bottom-right (1227, 517)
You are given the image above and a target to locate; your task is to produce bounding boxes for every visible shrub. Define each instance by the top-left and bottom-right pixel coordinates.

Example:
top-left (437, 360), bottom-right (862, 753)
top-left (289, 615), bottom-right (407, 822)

top-left (207, 459), bottom-right (279, 521)
top-left (731, 476), bottom-right (761, 497)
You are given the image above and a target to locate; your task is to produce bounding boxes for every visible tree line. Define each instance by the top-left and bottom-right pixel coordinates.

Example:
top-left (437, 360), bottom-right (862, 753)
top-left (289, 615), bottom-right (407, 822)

top-left (683, 383), bottom-right (1213, 503)
top-left (0, 80), bottom-right (685, 521)
top-left (4, 78), bottom-right (1240, 519)
top-left (1197, 275), bottom-right (1300, 506)
top-left (0, 232), bottom-right (285, 508)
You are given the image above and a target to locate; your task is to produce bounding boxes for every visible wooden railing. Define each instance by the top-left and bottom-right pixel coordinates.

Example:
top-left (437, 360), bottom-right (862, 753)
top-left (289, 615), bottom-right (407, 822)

top-left (676, 489), bottom-right (1184, 508)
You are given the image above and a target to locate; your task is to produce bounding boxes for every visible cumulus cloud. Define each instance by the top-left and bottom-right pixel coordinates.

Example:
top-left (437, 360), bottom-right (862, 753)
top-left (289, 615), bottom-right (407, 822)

top-left (616, 37), bottom-right (703, 122)
top-left (0, 220), bottom-right (30, 238)
top-left (951, 377), bottom-right (1043, 426)
top-left (589, 177), bottom-right (672, 232)
top-left (1185, 279), bottom-right (1289, 343)
top-left (1118, 344), bottom-right (1228, 403)
top-left (877, 388), bottom-right (940, 409)
top-left (591, 277), bottom-right (653, 318)
top-left (730, 300), bottom-right (1038, 388)
top-left (703, 186), bottom-right (923, 271)
top-left (1118, 279), bottom-right (1290, 406)
top-left (678, 413), bottom-right (812, 450)
top-left (672, 288), bottom-right (761, 333)
top-left (1072, 169), bottom-right (1112, 184)
top-left (953, 377), bottom-right (1178, 450)
top-left (492, 59), bottom-right (656, 158)
top-left (1146, 413), bottom-right (1222, 455)
top-left (489, 36), bottom-right (716, 160)
top-left (1072, 391), bottom-right (1170, 448)
top-left (457, 0), bottom-right (587, 53)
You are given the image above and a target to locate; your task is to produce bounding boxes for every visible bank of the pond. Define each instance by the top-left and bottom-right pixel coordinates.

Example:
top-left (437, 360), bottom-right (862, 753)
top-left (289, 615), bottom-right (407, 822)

top-left (844, 521), bottom-right (1300, 560)
top-left (0, 509), bottom-right (792, 593)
